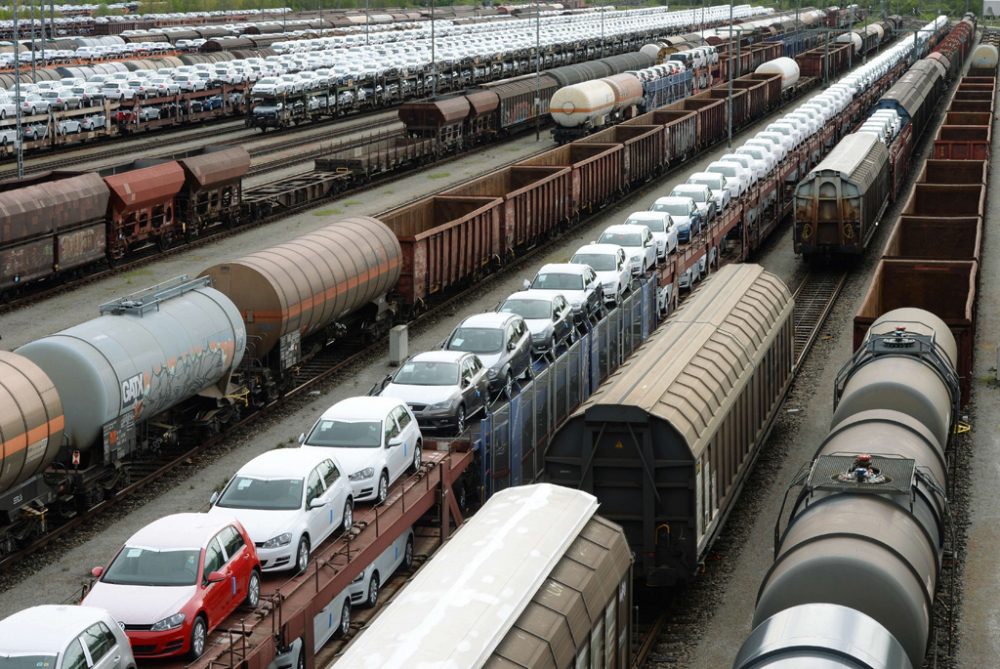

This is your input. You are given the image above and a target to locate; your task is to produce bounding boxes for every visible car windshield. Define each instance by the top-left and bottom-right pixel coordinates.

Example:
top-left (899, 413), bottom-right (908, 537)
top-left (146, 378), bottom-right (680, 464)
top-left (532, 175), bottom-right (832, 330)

top-left (306, 419), bottom-right (382, 448)
top-left (500, 298), bottom-right (551, 319)
top-left (102, 546), bottom-right (201, 586)
top-left (571, 253), bottom-right (616, 271)
top-left (392, 361), bottom-right (459, 386)
top-left (531, 272), bottom-right (583, 291)
top-left (627, 218), bottom-right (664, 232)
top-left (216, 476), bottom-right (303, 511)
top-left (652, 202), bottom-right (691, 216)
top-left (711, 166), bottom-right (736, 177)
top-left (677, 189), bottom-right (708, 202)
top-left (598, 232), bottom-right (642, 247)
top-left (448, 327), bottom-right (503, 354)
top-left (0, 655), bottom-right (57, 669)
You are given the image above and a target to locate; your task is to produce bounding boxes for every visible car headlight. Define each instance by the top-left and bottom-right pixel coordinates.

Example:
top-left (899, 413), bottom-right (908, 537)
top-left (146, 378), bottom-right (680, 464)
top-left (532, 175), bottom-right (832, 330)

top-left (349, 467), bottom-right (375, 481)
top-left (602, 281), bottom-right (617, 291)
top-left (150, 613), bottom-right (186, 632)
top-left (262, 533), bottom-right (293, 549)
top-left (427, 399), bottom-right (452, 410)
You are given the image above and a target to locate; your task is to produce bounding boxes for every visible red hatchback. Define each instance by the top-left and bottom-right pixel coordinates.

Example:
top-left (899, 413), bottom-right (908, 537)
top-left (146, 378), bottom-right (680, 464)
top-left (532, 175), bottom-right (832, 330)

top-left (83, 513), bottom-right (261, 659)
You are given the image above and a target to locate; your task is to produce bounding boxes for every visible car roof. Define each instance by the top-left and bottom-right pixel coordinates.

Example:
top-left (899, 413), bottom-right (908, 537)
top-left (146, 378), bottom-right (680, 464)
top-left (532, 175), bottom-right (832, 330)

top-left (0, 605), bottom-right (113, 652)
top-left (537, 262), bottom-right (587, 275)
top-left (672, 183), bottom-right (708, 192)
top-left (574, 243), bottom-right (624, 256)
top-left (409, 350), bottom-right (469, 363)
top-left (625, 210), bottom-right (667, 219)
top-left (503, 290), bottom-right (557, 303)
top-left (235, 447), bottom-right (338, 478)
top-left (125, 513), bottom-right (234, 549)
top-left (319, 396), bottom-right (402, 421)
top-left (600, 224), bottom-right (641, 234)
top-left (656, 195), bottom-right (694, 203)
top-left (457, 311), bottom-right (519, 328)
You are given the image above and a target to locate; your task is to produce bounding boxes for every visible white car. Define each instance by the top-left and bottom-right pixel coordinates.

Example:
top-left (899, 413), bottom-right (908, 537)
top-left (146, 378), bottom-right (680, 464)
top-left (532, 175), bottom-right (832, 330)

top-left (670, 184), bottom-right (716, 227)
top-left (719, 152), bottom-right (766, 183)
top-left (209, 448), bottom-right (354, 574)
top-left (596, 224), bottom-right (656, 275)
top-left (686, 173), bottom-right (731, 213)
top-left (524, 263), bottom-right (604, 322)
top-left (0, 605), bottom-right (137, 669)
top-left (251, 77), bottom-right (286, 96)
top-left (765, 122), bottom-right (803, 148)
top-left (650, 196), bottom-right (701, 243)
top-left (623, 211), bottom-right (678, 259)
top-left (0, 95), bottom-right (15, 119)
top-left (705, 160), bottom-right (751, 198)
top-left (348, 527), bottom-right (414, 609)
top-left (740, 140), bottom-right (781, 169)
top-left (745, 136), bottom-right (786, 163)
top-left (301, 396), bottom-right (422, 505)
top-left (757, 130), bottom-right (794, 155)
top-left (570, 243), bottom-right (631, 305)
top-left (101, 81), bottom-right (136, 102)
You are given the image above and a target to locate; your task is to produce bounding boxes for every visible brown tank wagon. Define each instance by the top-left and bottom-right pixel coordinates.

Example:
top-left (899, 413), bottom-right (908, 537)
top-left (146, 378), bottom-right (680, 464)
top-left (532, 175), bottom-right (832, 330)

top-left (200, 216), bottom-right (401, 368)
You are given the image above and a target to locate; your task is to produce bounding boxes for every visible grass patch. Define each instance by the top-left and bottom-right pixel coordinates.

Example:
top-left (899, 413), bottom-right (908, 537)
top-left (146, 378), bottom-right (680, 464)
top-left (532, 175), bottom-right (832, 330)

top-left (343, 199), bottom-right (362, 206)
top-left (427, 171), bottom-right (450, 179)
top-left (313, 207), bottom-right (342, 216)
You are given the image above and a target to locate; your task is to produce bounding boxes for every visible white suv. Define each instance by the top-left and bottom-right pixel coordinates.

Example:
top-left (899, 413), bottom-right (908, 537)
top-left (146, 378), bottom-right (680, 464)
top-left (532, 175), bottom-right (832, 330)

top-left (301, 397), bottom-right (422, 505)
top-left (209, 448), bottom-right (354, 574)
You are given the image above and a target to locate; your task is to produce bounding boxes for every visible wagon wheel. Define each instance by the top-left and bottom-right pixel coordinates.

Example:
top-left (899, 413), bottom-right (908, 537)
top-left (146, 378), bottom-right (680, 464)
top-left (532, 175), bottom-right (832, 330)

top-left (157, 232), bottom-right (173, 252)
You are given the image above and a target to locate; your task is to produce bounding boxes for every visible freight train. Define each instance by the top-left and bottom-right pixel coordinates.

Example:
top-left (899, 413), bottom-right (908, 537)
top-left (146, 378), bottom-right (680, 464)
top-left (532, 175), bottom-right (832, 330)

top-left (793, 14), bottom-right (975, 256)
top-left (0, 15), bottom-right (950, 558)
top-left (732, 307), bottom-right (960, 669)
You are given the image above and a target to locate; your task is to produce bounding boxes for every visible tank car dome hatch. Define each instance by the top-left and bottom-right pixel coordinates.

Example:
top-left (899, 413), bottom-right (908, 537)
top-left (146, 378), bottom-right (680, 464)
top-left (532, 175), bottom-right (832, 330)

top-left (16, 276), bottom-right (246, 451)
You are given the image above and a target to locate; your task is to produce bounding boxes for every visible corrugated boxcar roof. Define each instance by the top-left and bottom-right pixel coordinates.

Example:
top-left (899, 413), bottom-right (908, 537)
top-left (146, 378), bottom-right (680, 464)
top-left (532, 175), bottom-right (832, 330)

top-left (570, 264), bottom-right (792, 460)
top-left (104, 162), bottom-right (185, 212)
top-left (177, 147), bottom-right (251, 188)
top-left (0, 172), bottom-right (110, 237)
top-left (466, 90), bottom-right (500, 116)
top-left (881, 60), bottom-right (942, 120)
top-left (808, 132), bottom-right (888, 191)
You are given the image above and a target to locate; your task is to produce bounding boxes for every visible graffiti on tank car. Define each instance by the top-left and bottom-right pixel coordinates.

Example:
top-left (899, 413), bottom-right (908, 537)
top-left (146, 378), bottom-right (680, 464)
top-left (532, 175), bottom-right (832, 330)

top-left (121, 372), bottom-right (144, 407)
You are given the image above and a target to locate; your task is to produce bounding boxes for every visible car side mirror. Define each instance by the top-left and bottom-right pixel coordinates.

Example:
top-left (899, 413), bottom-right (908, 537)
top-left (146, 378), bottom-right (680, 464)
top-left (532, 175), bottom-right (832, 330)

top-left (206, 570), bottom-right (225, 584)
top-left (308, 497), bottom-right (325, 509)
top-left (553, 312), bottom-right (560, 322)
top-left (461, 378), bottom-right (471, 389)
top-left (91, 566), bottom-right (104, 578)
top-left (298, 432), bottom-right (305, 444)
top-left (388, 436), bottom-right (403, 447)
top-left (507, 341), bottom-right (517, 352)
top-left (522, 279), bottom-right (530, 290)
top-left (210, 491), bottom-right (220, 505)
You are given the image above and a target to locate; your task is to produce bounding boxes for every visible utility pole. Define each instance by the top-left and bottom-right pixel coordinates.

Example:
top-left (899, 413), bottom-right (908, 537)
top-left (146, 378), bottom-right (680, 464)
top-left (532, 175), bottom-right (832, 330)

top-left (534, 3), bottom-right (540, 141)
top-left (13, 0), bottom-right (24, 179)
top-left (29, 0), bottom-right (36, 82)
top-left (431, 0), bottom-right (436, 98)
top-left (365, 0), bottom-right (370, 44)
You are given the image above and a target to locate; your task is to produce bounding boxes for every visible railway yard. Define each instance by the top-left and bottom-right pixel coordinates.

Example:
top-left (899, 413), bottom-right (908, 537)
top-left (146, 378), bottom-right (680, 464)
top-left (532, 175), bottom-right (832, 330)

top-left (2, 3), bottom-right (1000, 669)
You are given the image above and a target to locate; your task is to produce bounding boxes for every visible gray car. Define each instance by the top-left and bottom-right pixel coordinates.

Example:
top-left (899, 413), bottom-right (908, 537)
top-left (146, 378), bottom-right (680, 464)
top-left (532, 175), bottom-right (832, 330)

top-left (498, 290), bottom-right (574, 356)
top-left (0, 604), bottom-right (136, 669)
top-left (377, 351), bottom-right (489, 436)
top-left (444, 311), bottom-right (533, 398)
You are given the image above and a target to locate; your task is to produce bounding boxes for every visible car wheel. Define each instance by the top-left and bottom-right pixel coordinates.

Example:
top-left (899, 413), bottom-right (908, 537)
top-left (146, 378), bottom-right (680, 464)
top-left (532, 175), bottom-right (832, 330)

top-left (29, 107), bottom-right (36, 115)
top-left (188, 615), bottom-right (207, 659)
top-left (0, 110), bottom-right (5, 119)
top-left (403, 534), bottom-right (414, 569)
top-left (244, 568), bottom-right (261, 608)
top-left (343, 498), bottom-right (353, 531)
top-left (295, 536), bottom-right (310, 573)
top-left (365, 571), bottom-right (380, 608)
top-left (504, 372), bottom-right (514, 399)
top-left (456, 404), bottom-right (466, 436)
top-left (337, 600), bottom-right (351, 637)
top-left (376, 470), bottom-right (389, 505)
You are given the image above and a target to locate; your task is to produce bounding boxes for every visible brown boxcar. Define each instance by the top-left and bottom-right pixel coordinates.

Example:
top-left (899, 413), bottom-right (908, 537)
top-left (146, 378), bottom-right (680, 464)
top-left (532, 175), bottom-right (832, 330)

top-left (622, 109), bottom-right (698, 165)
top-left (442, 165), bottom-right (573, 254)
top-left (916, 158), bottom-right (987, 185)
top-left (482, 73), bottom-right (559, 131)
top-left (854, 259), bottom-right (977, 403)
top-left (577, 124), bottom-right (663, 185)
top-left (901, 183), bottom-right (986, 218)
top-left (380, 195), bottom-right (504, 307)
top-left (176, 146), bottom-right (250, 231)
top-left (736, 72), bottom-right (782, 108)
top-left (0, 172), bottom-right (110, 290)
top-left (517, 143), bottom-right (625, 213)
top-left (669, 93), bottom-right (726, 147)
top-left (882, 216), bottom-right (981, 261)
top-left (704, 87), bottom-right (748, 129)
top-left (933, 125), bottom-right (991, 160)
top-left (102, 162), bottom-right (185, 258)
top-left (729, 77), bottom-right (768, 120)
top-left (948, 99), bottom-right (993, 113)
top-left (200, 216), bottom-right (401, 366)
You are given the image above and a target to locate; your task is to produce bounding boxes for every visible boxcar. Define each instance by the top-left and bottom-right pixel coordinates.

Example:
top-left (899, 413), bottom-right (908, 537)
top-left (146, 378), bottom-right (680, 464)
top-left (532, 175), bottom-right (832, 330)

top-left (544, 265), bottom-right (794, 586)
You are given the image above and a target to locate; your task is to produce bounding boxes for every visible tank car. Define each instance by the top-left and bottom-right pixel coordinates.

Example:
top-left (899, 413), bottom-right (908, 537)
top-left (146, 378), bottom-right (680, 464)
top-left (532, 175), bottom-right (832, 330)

top-left (734, 308), bottom-right (959, 669)
top-left (1, 276), bottom-right (245, 555)
top-left (200, 216), bottom-right (401, 401)
top-left (544, 265), bottom-right (794, 586)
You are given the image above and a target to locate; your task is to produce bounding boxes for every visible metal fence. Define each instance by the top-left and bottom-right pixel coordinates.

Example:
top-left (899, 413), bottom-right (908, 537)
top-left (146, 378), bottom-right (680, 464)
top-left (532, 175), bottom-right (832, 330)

top-left (474, 278), bottom-right (659, 499)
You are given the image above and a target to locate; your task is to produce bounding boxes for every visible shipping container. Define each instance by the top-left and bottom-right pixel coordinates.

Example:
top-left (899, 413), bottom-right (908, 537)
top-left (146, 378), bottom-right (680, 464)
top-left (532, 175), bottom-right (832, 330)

top-left (854, 259), bottom-right (977, 403)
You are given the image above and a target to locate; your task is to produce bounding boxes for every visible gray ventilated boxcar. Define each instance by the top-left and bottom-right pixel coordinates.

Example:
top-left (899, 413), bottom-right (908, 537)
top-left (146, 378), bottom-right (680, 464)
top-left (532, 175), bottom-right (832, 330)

top-left (16, 276), bottom-right (246, 456)
top-left (793, 132), bottom-right (890, 256)
top-left (544, 264), bottom-right (794, 586)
